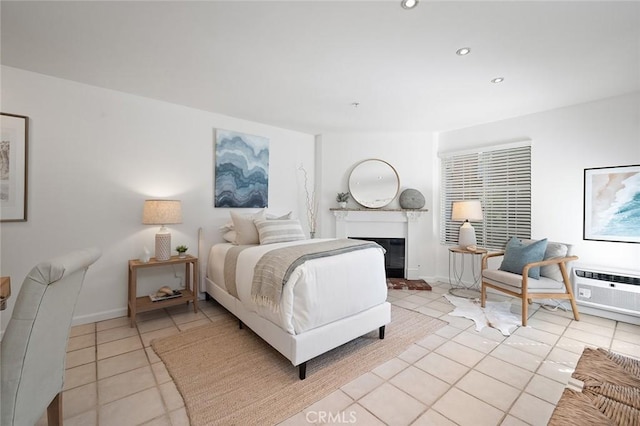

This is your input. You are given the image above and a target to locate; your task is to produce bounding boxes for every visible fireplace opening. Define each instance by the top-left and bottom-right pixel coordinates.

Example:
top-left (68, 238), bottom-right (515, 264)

top-left (351, 237), bottom-right (406, 278)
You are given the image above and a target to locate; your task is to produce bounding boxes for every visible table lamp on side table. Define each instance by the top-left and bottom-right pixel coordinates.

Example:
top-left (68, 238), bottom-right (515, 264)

top-left (451, 200), bottom-right (483, 249)
top-left (142, 199), bottom-right (182, 261)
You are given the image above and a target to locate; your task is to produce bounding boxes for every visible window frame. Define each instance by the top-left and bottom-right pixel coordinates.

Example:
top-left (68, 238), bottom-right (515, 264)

top-left (440, 140), bottom-right (532, 250)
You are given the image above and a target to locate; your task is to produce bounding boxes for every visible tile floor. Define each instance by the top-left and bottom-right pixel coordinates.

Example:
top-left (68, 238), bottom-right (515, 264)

top-left (43, 282), bottom-right (640, 426)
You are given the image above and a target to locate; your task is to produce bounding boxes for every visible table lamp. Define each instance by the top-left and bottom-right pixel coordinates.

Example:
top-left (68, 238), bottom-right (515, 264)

top-left (451, 200), bottom-right (483, 249)
top-left (142, 199), bottom-right (182, 261)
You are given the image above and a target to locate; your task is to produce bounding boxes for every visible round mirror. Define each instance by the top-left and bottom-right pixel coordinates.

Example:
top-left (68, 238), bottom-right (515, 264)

top-left (348, 159), bottom-right (400, 209)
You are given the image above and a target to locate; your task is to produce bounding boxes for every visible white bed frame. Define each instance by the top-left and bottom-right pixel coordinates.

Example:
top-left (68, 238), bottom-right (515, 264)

top-left (199, 228), bottom-right (391, 379)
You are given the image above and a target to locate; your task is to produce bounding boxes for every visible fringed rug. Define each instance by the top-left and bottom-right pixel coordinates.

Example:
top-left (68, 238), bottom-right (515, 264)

top-left (151, 305), bottom-right (446, 426)
top-left (387, 277), bottom-right (432, 291)
top-left (549, 348), bottom-right (640, 425)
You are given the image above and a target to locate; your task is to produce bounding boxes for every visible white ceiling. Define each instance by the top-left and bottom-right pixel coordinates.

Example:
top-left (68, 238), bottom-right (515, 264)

top-left (2, 1), bottom-right (639, 135)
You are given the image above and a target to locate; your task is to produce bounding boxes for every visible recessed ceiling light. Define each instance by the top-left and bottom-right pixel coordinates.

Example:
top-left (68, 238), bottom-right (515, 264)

top-left (456, 47), bottom-right (471, 56)
top-left (401, 0), bottom-right (418, 10)
top-left (491, 77), bottom-right (505, 83)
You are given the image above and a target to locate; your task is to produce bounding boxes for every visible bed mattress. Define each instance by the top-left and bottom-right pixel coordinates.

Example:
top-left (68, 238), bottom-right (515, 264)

top-left (206, 239), bottom-right (388, 335)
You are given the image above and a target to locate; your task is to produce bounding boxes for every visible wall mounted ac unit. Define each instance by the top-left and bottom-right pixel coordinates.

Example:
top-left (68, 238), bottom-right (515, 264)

top-left (572, 264), bottom-right (640, 321)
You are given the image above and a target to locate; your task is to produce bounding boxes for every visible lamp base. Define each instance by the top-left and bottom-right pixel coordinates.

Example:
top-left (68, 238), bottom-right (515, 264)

top-left (155, 231), bottom-right (172, 261)
top-left (458, 221), bottom-right (477, 249)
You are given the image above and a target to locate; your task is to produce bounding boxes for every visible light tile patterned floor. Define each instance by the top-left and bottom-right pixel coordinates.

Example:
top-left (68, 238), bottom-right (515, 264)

top-left (42, 282), bottom-right (640, 425)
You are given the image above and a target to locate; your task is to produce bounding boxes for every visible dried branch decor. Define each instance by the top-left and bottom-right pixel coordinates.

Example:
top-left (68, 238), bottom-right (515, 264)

top-left (298, 164), bottom-right (318, 237)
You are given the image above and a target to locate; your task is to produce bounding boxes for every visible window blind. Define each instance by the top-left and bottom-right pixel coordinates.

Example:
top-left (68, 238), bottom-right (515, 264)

top-left (440, 142), bottom-right (531, 250)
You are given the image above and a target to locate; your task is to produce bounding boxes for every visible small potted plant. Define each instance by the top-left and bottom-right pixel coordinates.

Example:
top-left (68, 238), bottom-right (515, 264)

top-left (176, 245), bottom-right (188, 258)
top-left (336, 192), bottom-right (350, 209)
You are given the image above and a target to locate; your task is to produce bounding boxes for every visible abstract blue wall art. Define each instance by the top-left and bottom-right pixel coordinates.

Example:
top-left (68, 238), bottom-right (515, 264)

top-left (584, 164), bottom-right (640, 243)
top-left (214, 129), bottom-right (269, 208)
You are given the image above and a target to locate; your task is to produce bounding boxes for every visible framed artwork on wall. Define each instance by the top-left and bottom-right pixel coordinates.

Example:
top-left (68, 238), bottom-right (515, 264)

top-left (1, 113), bottom-right (28, 222)
top-left (583, 164), bottom-right (640, 243)
top-left (214, 129), bottom-right (269, 208)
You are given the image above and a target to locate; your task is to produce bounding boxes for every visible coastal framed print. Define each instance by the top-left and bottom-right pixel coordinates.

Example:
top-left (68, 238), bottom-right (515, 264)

top-left (1, 113), bottom-right (28, 222)
top-left (214, 129), bottom-right (269, 208)
top-left (584, 164), bottom-right (640, 243)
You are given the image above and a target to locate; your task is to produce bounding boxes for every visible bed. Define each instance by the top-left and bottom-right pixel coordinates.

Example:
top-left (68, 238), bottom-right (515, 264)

top-left (201, 230), bottom-right (391, 380)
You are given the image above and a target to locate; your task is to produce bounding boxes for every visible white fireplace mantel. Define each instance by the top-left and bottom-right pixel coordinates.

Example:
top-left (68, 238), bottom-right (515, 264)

top-left (331, 208), bottom-right (427, 279)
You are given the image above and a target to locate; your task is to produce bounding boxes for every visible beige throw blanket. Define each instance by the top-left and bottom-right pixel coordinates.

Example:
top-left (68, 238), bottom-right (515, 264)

top-left (251, 239), bottom-right (382, 311)
top-left (223, 245), bottom-right (253, 298)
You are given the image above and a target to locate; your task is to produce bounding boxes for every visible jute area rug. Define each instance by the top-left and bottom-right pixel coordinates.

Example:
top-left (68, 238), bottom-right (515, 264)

top-left (549, 347), bottom-right (640, 425)
top-left (151, 305), bottom-right (446, 425)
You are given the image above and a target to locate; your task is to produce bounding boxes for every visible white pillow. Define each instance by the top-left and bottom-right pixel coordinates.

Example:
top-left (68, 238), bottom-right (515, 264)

top-left (541, 242), bottom-right (569, 282)
top-left (230, 210), bottom-right (266, 245)
top-left (219, 221), bottom-right (234, 231)
top-left (254, 219), bottom-right (306, 245)
top-left (222, 230), bottom-right (237, 243)
top-left (266, 211), bottom-right (292, 220)
top-left (222, 210), bottom-right (289, 232)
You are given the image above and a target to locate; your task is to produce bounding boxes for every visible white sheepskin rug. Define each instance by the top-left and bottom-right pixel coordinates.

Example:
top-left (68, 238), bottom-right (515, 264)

top-left (443, 294), bottom-right (521, 336)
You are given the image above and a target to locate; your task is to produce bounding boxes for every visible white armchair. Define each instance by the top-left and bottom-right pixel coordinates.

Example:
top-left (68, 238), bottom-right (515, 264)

top-left (1, 248), bottom-right (101, 426)
top-left (481, 239), bottom-right (579, 326)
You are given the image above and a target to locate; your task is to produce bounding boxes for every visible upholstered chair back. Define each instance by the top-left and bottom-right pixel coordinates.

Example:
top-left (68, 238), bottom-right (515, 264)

top-left (1, 248), bottom-right (101, 426)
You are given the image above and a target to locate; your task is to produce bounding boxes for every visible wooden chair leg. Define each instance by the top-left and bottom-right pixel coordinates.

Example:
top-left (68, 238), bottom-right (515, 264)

top-left (568, 296), bottom-right (580, 321)
top-left (521, 296), bottom-right (528, 327)
top-left (481, 283), bottom-right (486, 307)
top-left (560, 263), bottom-right (580, 321)
top-left (561, 279), bottom-right (581, 321)
top-left (47, 392), bottom-right (62, 426)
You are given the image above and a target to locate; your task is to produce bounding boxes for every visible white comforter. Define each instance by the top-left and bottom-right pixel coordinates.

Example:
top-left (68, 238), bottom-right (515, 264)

top-left (207, 239), bottom-right (388, 335)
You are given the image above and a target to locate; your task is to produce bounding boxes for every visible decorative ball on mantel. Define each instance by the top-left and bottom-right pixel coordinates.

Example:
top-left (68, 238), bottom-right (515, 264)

top-left (399, 188), bottom-right (425, 209)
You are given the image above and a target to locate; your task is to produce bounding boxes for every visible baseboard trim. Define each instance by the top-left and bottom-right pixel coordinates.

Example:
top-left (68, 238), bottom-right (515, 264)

top-left (72, 307), bottom-right (128, 326)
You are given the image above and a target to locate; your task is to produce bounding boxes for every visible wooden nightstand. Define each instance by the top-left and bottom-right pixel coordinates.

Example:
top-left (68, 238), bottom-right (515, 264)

top-left (128, 255), bottom-right (199, 327)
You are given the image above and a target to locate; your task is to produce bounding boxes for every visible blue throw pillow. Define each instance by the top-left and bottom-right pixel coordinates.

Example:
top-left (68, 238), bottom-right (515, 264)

top-left (499, 237), bottom-right (548, 279)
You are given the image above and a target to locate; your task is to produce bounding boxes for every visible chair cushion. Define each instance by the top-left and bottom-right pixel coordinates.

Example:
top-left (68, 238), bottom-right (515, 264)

top-left (540, 241), bottom-right (569, 282)
top-left (499, 237), bottom-right (548, 279)
top-left (483, 269), bottom-right (566, 293)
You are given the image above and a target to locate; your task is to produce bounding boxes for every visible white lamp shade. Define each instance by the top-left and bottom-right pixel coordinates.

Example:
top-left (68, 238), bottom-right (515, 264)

top-left (451, 200), bottom-right (483, 222)
top-left (142, 200), bottom-right (182, 225)
top-left (142, 200), bottom-right (182, 261)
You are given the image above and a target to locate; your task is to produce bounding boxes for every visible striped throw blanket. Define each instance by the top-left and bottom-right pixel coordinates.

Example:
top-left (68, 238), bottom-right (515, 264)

top-left (223, 245), bottom-right (253, 298)
top-left (251, 239), bottom-right (382, 311)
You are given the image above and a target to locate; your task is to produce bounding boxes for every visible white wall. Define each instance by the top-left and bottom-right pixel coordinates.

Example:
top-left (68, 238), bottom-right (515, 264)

top-left (316, 132), bottom-right (438, 279)
top-left (435, 92), bottom-right (640, 281)
top-left (2, 65), bottom-right (637, 332)
top-left (0, 66), bottom-right (315, 331)
top-left (315, 93), bottom-right (640, 285)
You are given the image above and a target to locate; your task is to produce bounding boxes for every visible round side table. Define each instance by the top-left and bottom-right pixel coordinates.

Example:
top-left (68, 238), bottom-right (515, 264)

top-left (448, 246), bottom-right (488, 299)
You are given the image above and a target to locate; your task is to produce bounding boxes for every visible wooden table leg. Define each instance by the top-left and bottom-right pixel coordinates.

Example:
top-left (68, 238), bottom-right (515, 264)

top-left (128, 264), bottom-right (136, 327)
top-left (192, 260), bottom-right (199, 313)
